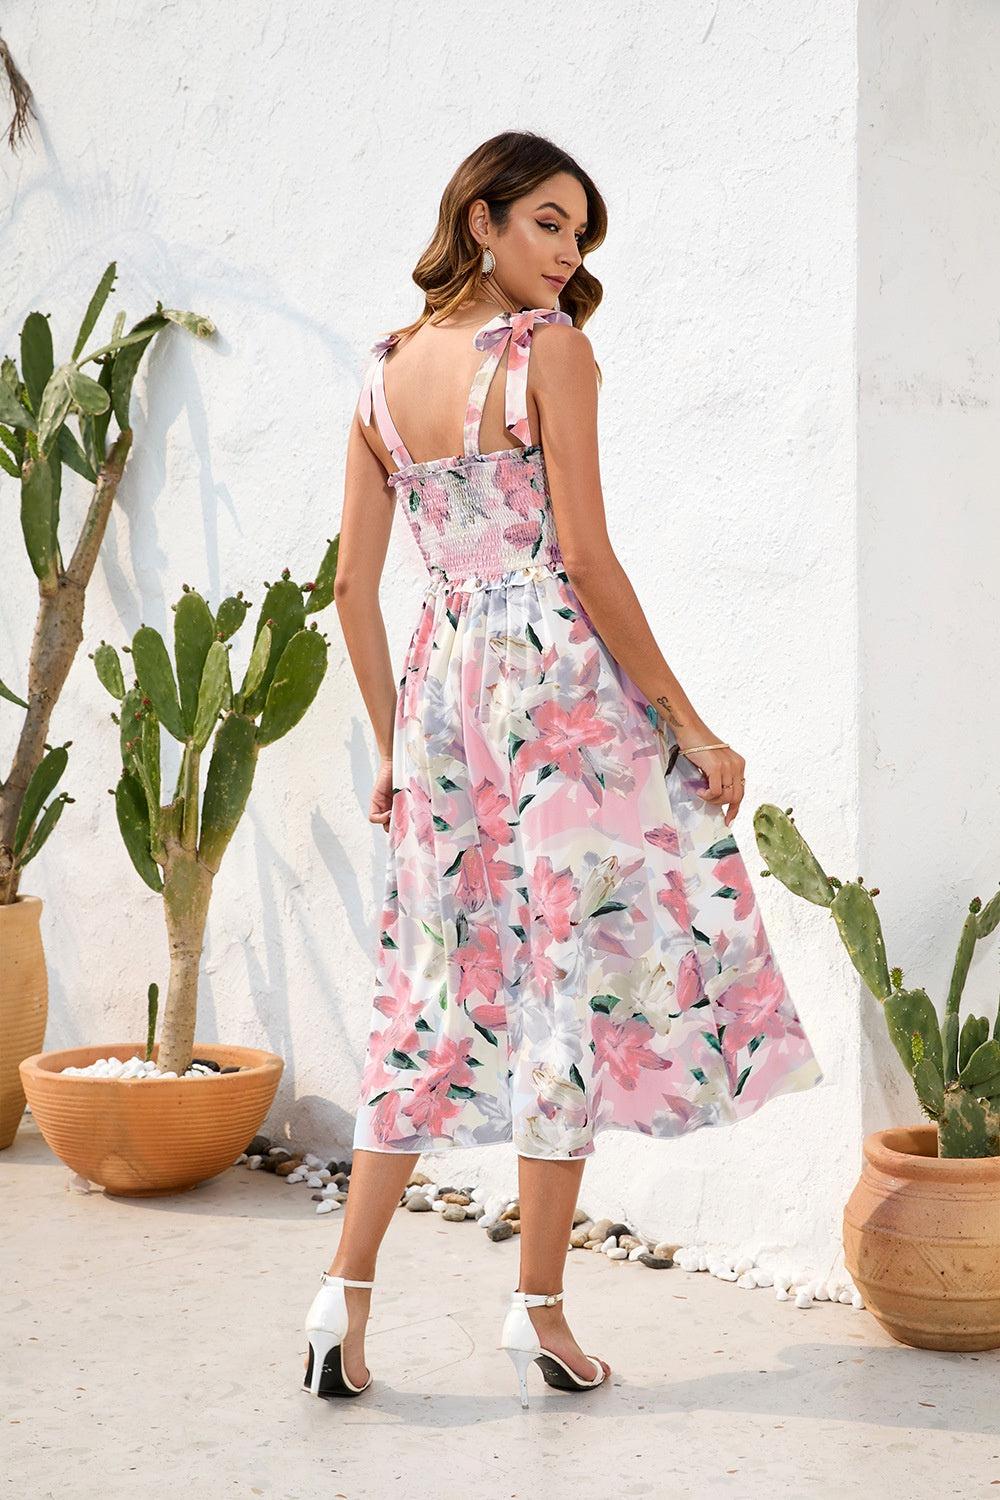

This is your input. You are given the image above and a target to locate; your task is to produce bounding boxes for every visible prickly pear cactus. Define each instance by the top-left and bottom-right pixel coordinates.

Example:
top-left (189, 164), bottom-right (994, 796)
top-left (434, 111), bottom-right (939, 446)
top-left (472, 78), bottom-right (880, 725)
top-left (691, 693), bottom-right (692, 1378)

top-left (831, 882), bottom-right (891, 1002)
top-left (0, 264), bottom-right (213, 903)
top-left (752, 804), bottom-right (836, 906)
top-left (938, 1090), bottom-right (1000, 1158)
top-left (92, 549), bottom-right (338, 1075)
top-left (754, 802), bottom-right (1000, 1158)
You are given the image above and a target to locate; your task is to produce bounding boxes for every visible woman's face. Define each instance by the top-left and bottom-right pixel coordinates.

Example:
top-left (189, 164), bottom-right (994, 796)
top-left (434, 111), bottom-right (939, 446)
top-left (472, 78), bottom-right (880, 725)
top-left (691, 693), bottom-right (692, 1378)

top-left (474, 171), bottom-right (588, 309)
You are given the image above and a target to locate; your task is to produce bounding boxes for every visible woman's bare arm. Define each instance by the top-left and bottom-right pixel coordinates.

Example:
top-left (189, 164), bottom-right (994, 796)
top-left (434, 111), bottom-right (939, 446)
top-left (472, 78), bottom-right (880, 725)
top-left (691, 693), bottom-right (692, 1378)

top-left (333, 410), bottom-right (399, 762)
top-left (532, 323), bottom-right (746, 822)
top-left (532, 323), bottom-right (708, 734)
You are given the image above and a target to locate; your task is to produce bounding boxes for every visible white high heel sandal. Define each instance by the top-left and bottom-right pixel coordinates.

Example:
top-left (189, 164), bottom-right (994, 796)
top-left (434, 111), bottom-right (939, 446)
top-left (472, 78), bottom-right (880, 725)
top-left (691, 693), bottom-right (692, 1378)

top-left (302, 1272), bottom-right (374, 1398)
top-left (498, 1289), bottom-right (609, 1409)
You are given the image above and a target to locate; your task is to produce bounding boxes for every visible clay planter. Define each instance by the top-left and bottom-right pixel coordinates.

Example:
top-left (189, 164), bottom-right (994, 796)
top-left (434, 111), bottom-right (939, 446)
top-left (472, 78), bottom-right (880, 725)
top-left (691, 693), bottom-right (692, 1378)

top-left (843, 1123), bottom-right (1000, 1351)
top-left (0, 895), bottom-right (49, 1150)
top-left (19, 1042), bottom-right (283, 1196)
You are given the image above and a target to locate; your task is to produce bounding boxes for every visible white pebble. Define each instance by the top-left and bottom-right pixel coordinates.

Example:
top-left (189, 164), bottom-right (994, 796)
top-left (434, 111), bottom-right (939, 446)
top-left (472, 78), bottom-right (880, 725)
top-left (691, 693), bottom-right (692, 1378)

top-left (68, 1172), bottom-right (93, 1193)
top-left (774, 1271), bottom-right (791, 1292)
top-left (303, 1153), bottom-right (324, 1168)
top-left (752, 1268), bottom-right (773, 1288)
top-left (734, 1256), bottom-right (754, 1275)
top-left (736, 1272), bottom-right (756, 1289)
top-left (838, 1289), bottom-right (853, 1304)
top-left (317, 1170), bottom-right (332, 1183)
top-left (716, 1268), bottom-right (738, 1282)
top-left (851, 1291), bottom-right (865, 1309)
top-left (774, 1286), bottom-right (790, 1301)
top-left (628, 1245), bottom-right (646, 1261)
top-left (431, 1199), bottom-right (447, 1213)
top-left (315, 1199), bottom-right (341, 1214)
top-left (607, 1247), bottom-right (629, 1260)
top-left (285, 1171), bottom-right (305, 1184)
top-left (305, 1174), bottom-right (324, 1188)
top-left (235, 1153), bottom-right (247, 1164)
top-left (247, 1155), bottom-right (263, 1169)
top-left (599, 1235), bottom-right (617, 1253)
top-left (794, 1289), bottom-right (814, 1308)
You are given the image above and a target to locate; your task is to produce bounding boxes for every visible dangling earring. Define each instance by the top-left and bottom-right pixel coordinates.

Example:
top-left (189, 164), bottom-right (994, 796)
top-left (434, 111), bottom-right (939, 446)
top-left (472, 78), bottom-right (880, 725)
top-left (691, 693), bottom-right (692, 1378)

top-left (481, 245), bottom-right (495, 276)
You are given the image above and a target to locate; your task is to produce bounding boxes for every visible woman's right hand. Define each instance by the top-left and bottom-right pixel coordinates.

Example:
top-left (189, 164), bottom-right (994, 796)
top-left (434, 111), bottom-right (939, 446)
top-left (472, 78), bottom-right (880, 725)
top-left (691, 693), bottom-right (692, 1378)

top-left (369, 755), bottom-right (395, 832)
top-left (674, 725), bottom-right (746, 826)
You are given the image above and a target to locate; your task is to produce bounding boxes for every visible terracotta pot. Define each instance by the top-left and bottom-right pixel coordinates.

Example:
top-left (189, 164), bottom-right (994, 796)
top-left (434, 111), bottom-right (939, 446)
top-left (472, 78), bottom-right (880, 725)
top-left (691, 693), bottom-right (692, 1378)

top-left (19, 1041), bottom-right (283, 1195)
top-left (0, 894), bottom-right (49, 1150)
top-left (843, 1123), bottom-right (1000, 1351)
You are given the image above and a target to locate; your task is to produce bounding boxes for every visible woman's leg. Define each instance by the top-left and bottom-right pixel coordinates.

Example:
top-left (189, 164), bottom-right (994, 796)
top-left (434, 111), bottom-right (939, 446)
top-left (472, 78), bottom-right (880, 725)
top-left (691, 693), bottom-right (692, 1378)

top-left (306, 1147), bottom-right (419, 1385)
top-left (515, 1154), bottom-right (607, 1382)
top-left (328, 1147), bottom-right (420, 1278)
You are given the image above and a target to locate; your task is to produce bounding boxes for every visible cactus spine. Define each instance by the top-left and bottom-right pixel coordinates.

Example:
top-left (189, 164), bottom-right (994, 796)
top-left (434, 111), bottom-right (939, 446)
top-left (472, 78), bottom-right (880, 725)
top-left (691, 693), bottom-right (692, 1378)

top-left (94, 549), bottom-right (337, 1076)
top-left (754, 803), bottom-right (1000, 1159)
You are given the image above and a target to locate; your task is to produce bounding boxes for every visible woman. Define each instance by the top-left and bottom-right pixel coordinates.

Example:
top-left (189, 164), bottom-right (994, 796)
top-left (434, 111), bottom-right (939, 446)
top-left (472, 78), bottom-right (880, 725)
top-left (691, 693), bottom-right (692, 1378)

top-left (304, 130), bottom-right (823, 1406)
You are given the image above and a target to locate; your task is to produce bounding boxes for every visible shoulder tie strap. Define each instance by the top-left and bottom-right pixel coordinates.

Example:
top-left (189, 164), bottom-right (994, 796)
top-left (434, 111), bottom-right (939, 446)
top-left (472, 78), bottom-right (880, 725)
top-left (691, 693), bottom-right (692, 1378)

top-left (463, 306), bottom-right (573, 455)
top-left (358, 332), bottom-right (414, 471)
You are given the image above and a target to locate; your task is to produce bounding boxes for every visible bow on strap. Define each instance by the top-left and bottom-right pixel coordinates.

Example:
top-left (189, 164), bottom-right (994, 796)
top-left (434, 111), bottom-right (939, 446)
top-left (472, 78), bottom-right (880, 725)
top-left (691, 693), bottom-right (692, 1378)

top-left (357, 332), bottom-right (400, 427)
top-left (472, 306), bottom-right (572, 354)
top-left (472, 307), bottom-right (573, 446)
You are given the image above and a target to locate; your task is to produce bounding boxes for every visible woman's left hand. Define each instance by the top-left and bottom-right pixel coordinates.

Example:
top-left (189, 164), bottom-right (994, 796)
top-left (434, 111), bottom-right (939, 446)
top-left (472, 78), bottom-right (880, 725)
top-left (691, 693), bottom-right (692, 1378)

top-left (369, 755), bottom-right (394, 831)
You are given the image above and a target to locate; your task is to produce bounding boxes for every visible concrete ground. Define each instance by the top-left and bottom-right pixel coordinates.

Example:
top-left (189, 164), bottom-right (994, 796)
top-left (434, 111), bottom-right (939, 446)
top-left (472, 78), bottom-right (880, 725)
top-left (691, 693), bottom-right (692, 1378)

top-left (4, 1114), bottom-right (1000, 1500)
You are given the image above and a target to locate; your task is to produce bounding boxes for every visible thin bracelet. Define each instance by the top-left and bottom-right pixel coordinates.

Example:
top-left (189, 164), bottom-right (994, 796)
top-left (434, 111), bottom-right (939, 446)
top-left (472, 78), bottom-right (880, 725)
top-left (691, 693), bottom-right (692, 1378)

top-left (680, 741), bottom-right (730, 754)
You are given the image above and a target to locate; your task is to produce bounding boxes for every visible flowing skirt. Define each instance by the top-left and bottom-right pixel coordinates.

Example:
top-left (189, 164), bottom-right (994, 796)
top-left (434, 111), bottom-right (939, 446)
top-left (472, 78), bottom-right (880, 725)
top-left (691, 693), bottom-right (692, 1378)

top-left (351, 562), bottom-right (823, 1159)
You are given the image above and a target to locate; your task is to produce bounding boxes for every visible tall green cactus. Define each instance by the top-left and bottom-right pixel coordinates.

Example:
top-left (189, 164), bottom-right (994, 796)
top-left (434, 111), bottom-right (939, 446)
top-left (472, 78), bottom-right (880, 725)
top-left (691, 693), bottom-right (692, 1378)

top-left (91, 556), bottom-right (337, 1076)
top-left (754, 803), bottom-right (1000, 1158)
top-left (0, 262), bottom-right (214, 903)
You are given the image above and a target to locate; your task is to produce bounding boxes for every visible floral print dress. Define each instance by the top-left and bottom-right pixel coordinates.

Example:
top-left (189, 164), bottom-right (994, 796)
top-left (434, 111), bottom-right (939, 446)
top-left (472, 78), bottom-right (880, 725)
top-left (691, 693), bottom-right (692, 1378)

top-left (350, 306), bottom-right (823, 1160)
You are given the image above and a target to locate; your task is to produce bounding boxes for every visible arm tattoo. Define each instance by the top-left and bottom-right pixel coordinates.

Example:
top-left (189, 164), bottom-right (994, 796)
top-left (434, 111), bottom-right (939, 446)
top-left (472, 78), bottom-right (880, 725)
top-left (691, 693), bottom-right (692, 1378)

top-left (655, 693), bottom-right (685, 728)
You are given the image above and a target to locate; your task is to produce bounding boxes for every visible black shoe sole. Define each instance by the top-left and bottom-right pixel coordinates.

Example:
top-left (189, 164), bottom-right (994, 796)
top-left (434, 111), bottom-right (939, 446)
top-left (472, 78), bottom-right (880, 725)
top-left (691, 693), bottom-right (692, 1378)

top-left (303, 1340), bottom-right (371, 1398)
top-left (534, 1351), bottom-right (606, 1391)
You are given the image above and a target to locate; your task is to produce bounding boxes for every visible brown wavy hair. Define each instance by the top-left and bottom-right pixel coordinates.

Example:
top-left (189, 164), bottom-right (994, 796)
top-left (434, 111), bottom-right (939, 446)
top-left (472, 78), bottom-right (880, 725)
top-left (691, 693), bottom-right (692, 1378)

top-left (388, 130), bottom-right (607, 381)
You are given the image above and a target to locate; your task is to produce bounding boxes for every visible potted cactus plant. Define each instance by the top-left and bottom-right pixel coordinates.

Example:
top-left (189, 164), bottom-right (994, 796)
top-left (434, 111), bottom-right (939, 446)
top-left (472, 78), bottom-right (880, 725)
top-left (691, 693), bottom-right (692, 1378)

top-left (20, 546), bottom-right (339, 1196)
top-left (0, 262), bottom-right (213, 1147)
top-left (754, 803), bottom-right (1000, 1351)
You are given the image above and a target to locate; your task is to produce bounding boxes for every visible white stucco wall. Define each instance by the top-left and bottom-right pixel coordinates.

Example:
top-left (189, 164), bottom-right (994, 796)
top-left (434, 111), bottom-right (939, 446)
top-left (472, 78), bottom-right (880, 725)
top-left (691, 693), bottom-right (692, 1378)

top-left (1, 3), bottom-right (874, 1274)
top-left (858, 1), bottom-right (1000, 1139)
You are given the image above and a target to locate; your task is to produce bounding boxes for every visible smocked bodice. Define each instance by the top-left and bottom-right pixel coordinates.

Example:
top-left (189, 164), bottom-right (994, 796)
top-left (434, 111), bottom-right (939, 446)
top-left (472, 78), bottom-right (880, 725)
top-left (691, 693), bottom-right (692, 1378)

top-left (386, 444), bottom-right (564, 590)
top-left (357, 306), bottom-right (572, 592)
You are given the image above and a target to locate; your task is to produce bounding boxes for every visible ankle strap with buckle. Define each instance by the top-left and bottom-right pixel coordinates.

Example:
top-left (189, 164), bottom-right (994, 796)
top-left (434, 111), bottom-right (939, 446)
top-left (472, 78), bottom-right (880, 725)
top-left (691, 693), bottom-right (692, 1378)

top-left (512, 1289), bottom-right (563, 1306)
